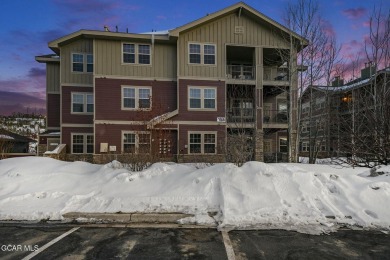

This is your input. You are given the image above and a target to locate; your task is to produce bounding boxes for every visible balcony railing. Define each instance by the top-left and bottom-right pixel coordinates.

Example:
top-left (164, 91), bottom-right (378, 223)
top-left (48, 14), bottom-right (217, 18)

top-left (263, 110), bottom-right (288, 124)
top-left (227, 108), bottom-right (255, 123)
top-left (263, 67), bottom-right (289, 81)
top-left (226, 65), bottom-right (255, 80)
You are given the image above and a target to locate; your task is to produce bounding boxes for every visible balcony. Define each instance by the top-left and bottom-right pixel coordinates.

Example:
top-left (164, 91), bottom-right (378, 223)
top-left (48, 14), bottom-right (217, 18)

top-left (263, 66), bottom-right (289, 86)
top-left (227, 107), bottom-right (255, 125)
top-left (226, 65), bottom-right (255, 81)
top-left (263, 109), bottom-right (288, 128)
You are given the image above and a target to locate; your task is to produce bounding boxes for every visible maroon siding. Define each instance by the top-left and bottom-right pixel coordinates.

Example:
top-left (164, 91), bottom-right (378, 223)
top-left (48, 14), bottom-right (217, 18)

top-left (95, 78), bottom-right (177, 121)
top-left (62, 127), bottom-right (93, 153)
top-left (47, 94), bottom-right (60, 128)
top-left (62, 86), bottom-right (94, 124)
top-left (178, 125), bottom-right (226, 155)
top-left (175, 79), bottom-right (226, 121)
top-left (95, 124), bottom-right (177, 154)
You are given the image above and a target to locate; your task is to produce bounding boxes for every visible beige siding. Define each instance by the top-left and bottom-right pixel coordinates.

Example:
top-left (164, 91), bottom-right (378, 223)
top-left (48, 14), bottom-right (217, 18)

top-left (60, 39), bottom-right (93, 85)
top-left (94, 39), bottom-right (177, 79)
top-left (179, 13), bottom-right (289, 78)
top-left (47, 63), bottom-right (60, 93)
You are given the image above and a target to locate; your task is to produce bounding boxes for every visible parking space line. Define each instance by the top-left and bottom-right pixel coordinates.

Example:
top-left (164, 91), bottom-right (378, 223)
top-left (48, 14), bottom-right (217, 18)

top-left (222, 231), bottom-right (236, 260)
top-left (22, 227), bottom-right (80, 260)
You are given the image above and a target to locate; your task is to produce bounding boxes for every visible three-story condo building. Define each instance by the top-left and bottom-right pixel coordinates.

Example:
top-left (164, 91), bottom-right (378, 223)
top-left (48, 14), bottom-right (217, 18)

top-left (36, 2), bottom-right (307, 163)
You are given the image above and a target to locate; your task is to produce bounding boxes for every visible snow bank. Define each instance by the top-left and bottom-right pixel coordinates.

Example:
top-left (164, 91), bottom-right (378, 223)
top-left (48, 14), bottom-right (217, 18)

top-left (0, 157), bottom-right (389, 234)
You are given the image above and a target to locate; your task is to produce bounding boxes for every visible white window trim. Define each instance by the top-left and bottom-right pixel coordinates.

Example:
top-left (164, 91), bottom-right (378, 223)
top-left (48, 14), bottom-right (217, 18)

top-left (279, 137), bottom-right (288, 153)
top-left (71, 53), bottom-right (93, 73)
top-left (121, 43), bottom-right (152, 65)
top-left (188, 131), bottom-right (217, 155)
top-left (71, 133), bottom-right (94, 154)
top-left (188, 86), bottom-right (217, 111)
top-left (302, 141), bottom-right (309, 152)
top-left (71, 92), bottom-right (94, 114)
top-left (121, 131), bottom-right (151, 154)
top-left (188, 42), bottom-right (217, 65)
top-left (121, 86), bottom-right (152, 111)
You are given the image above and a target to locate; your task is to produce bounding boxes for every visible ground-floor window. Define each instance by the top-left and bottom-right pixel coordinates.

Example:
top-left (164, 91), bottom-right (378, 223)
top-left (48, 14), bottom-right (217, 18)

top-left (122, 132), bottom-right (151, 153)
top-left (71, 134), bottom-right (93, 154)
top-left (279, 137), bottom-right (288, 153)
top-left (301, 141), bottom-right (309, 152)
top-left (189, 132), bottom-right (216, 154)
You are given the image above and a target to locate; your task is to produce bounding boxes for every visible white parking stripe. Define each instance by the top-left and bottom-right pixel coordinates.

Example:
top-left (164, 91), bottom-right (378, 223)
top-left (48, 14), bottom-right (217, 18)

top-left (222, 231), bottom-right (236, 260)
top-left (22, 227), bottom-right (80, 260)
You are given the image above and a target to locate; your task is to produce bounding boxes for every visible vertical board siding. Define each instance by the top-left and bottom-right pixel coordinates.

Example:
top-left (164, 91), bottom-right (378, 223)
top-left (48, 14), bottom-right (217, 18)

top-left (94, 39), bottom-right (177, 79)
top-left (61, 39), bottom-right (93, 85)
top-left (179, 13), bottom-right (288, 78)
top-left (47, 63), bottom-right (60, 93)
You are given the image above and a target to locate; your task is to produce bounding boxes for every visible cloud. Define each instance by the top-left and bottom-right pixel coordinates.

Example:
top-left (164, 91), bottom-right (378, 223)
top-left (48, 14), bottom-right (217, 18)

top-left (342, 8), bottom-right (367, 20)
top-left (0, 91), bottom-right (46, 116)
top-left (28, 67), bottom-right (46, 78)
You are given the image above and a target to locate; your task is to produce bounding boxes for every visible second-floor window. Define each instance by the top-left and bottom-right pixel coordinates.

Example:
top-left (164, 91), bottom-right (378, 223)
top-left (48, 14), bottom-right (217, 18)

top-left (188, 87), bottom-right (216, 110)
top-left (72, 93), bottom-right (93, 113)
top-left (123, 43), bottom-right (151, 65)
top-left (189, 43), bottom-right (216, 65)
top-left (122, 86), bottom-right (152, 110)
top-left (72, 53), bottom-right (93, 73)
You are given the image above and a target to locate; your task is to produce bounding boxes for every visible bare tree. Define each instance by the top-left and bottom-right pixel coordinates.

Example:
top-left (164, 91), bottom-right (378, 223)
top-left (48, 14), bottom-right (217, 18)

top-left (334, 6), bottom-right (390, 167)
top-left (281, 0), bottom-right (338, 163)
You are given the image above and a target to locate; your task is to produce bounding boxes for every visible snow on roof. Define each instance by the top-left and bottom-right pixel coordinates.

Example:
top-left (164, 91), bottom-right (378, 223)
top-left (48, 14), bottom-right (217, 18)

top-left (316, 78), bottom-right (371, 92)
top-left (0, 134), bottom-right (14, 140)
top-left (141, 30), bottom-right (170, 35)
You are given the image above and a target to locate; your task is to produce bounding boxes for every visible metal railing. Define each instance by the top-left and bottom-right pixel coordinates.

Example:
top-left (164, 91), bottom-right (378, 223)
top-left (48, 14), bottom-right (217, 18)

top-left (226, 65), bottom-right (255, 80)
top-left (263, 67), bottom-right (289, 81)
top-left (264, 152), bottom-right (288, 163)
top-left (227, 108), bottom-right (255, 123)
top-left (263, 110), bottom-right (288, 124)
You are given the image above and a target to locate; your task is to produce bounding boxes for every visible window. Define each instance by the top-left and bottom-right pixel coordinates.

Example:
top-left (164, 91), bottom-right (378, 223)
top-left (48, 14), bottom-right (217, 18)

top-left (87, 54), bottom-right (93, 72)
top-left (188, 87), bottom-right (216, 110)
top-left (301, 141), bottom-right (309, 152)
top-left (188, 43), bottom-right (216, 65)
top-left (72, 53), bottom-right (93, 73)
top-left (122, 87), bottom-right (151, 110)
top-left (138, 45), bottom-right (151, 64)
top-left (72, 54), bottom-right (83, 72)
top-left (72, 93), bottom-right (93, 113)
top-left (189, 132), bottom-right (216, 154)
top-left (122, 43), bottom-right (151, 64)
top-left (72, 134), bottom-right (93, 154)
top-left (123, 132), bottom-right (151, 153)
top-left (279, 137), bottom-right (288, 153)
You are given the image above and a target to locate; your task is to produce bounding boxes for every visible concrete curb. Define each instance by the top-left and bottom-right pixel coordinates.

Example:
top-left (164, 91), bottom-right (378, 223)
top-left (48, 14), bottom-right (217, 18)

top-left (62, 212), bottom-right (194, 224)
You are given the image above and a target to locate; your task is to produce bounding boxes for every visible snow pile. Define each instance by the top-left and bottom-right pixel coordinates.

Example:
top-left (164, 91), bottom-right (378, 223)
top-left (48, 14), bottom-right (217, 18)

top-left (0, 157), bottom-right (389, 234)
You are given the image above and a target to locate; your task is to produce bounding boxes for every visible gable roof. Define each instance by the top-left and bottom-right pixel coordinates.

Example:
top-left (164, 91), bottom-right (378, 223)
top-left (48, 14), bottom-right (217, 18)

top-left (169, 2), bottom-right (308, 47)
top-left (0, 128), bottom-right (36, 143)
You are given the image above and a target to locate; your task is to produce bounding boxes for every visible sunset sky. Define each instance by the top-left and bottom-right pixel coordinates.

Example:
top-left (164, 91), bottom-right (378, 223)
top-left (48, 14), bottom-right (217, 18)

top-left (0, 0), bottom-right (388, 116)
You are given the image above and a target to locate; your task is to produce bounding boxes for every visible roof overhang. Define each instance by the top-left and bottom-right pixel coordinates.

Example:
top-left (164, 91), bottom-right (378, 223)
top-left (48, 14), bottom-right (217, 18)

top-left (35, 54), bottom-right (60, 63)
top-left (169, 2), bottom-right (308, 49)
top-left (48, 30), bottom-right (174, 54)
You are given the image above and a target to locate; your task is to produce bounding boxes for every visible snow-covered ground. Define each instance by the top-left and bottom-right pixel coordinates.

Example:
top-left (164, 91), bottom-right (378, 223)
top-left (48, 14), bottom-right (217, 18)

top-left (0, 157), bottom-right (389, 234)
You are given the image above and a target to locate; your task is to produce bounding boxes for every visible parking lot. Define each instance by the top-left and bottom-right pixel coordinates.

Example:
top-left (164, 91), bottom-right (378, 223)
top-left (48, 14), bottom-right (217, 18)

top-left (0, 223), bottom-right (389, 259)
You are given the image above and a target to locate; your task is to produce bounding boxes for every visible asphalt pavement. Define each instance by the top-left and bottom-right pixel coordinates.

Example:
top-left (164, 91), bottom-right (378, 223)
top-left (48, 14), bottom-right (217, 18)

top-left (0, 223), bottom-right (389, 259)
